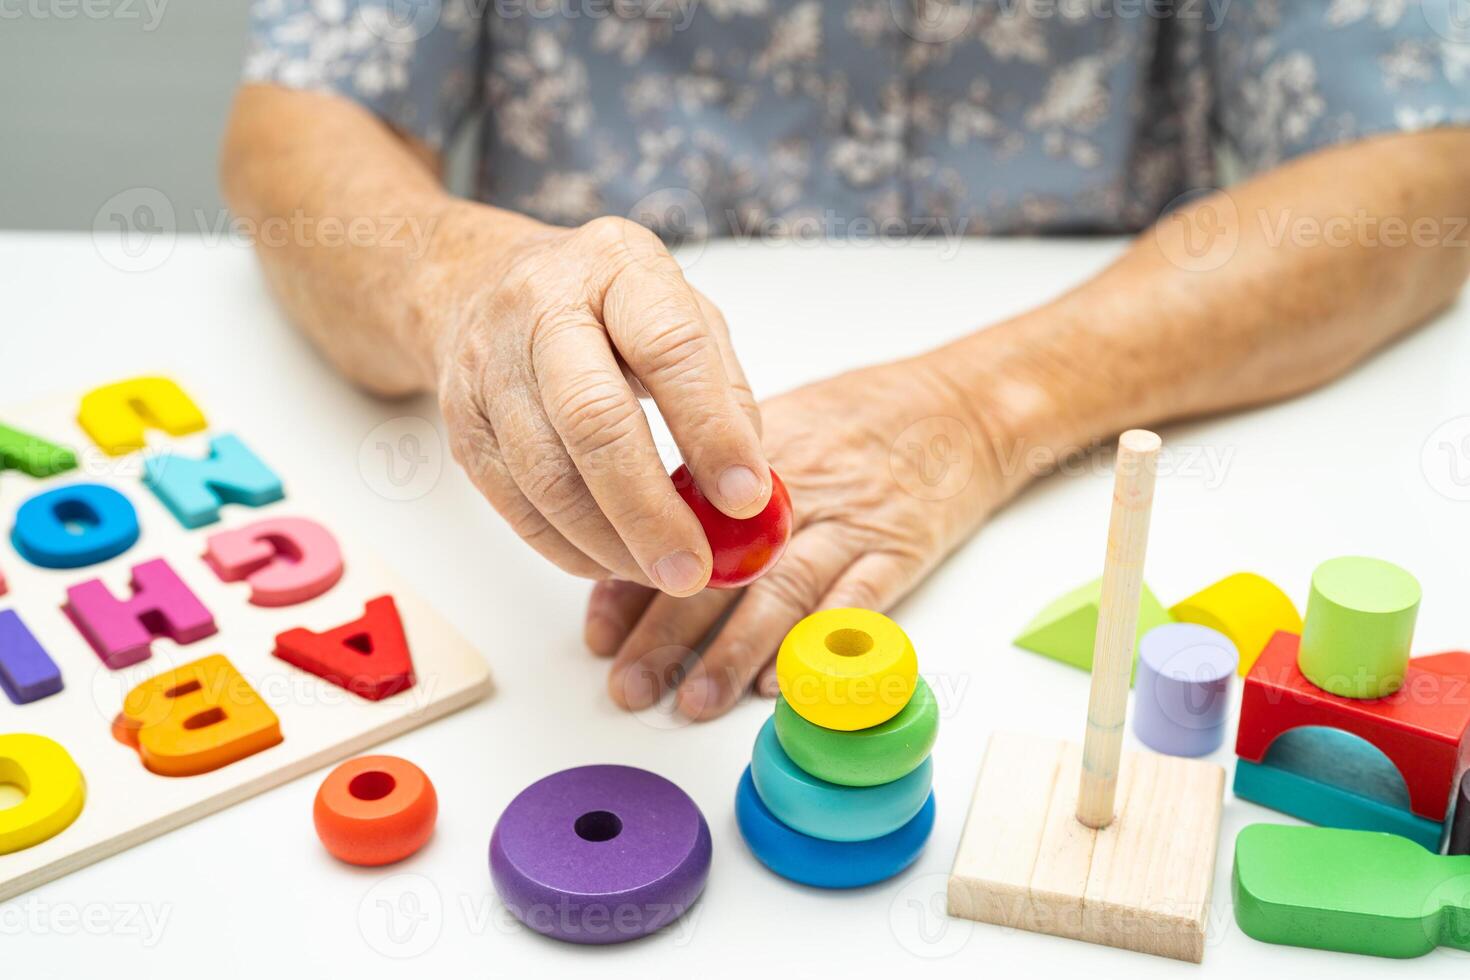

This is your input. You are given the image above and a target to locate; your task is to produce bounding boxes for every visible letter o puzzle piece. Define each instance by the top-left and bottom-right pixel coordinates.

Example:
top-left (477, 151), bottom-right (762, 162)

top-left (1132, 623), bottom-right (1236, 758)
top-left (751, 717), bottom-right (932, 841)
top-left (1169, 572), bottom-right (1302, 676)
top-left (776, 608), bottom-right (917, 731)
top-left (735, 766), bottom-right (934, 889)
top-left (774, 676), bottom-right (938, 787)
top-left (11, 483), bottom-right (139, 569)
top-left (204, 516), bottom-right (344, 606)
top-left (490, 765), bottom-right (711, 945)
top-left (1299, 557), bottom-right (1421, 699)
top-left (0, 734), bottom-right (86, 855)
top-left (77, 376), bottom-right (206, 456)
top-left (113, 654), bottom-right (282, 776)
top-left (314, 755), bottom-right (437, 866)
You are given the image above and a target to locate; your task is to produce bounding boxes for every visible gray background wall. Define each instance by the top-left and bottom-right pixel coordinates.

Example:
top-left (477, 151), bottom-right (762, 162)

top-left (0, 0), bottom-right (251, 231)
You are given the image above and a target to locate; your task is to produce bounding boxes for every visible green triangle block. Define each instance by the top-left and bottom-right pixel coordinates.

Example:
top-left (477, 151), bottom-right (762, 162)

top-left (1013, 577), bottom-right (1173, 683)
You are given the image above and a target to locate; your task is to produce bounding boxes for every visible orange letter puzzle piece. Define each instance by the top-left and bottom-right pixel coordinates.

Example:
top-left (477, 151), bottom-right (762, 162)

top-left (113, 654), bottom-right (282, 776)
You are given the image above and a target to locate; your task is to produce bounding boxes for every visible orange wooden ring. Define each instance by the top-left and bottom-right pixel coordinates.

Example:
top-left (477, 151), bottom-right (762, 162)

top-left (313, 755), bottom-right (437, 866)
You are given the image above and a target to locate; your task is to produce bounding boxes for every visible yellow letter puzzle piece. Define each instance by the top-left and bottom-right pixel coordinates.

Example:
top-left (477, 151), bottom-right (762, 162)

top-left (78, 376), bottom-right (207, 456)
top-left (0, 734), bottom-right (86, 854)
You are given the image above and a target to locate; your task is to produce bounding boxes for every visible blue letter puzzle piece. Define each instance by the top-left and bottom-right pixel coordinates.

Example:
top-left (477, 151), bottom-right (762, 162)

top-left (143, 434), bottom-right (284, 529)
top-left (11, 483), bottom-right (140, 569)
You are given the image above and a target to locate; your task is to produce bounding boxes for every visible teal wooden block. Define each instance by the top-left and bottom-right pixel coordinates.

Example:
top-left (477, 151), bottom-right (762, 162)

top-left (143, 433), bottom-right (284, 529)
top-left (1233, 727), bottom-right (1446, 851)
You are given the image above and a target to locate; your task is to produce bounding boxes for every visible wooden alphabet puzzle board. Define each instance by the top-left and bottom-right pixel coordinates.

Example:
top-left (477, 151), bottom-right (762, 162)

top-left (0, 377), bottom-right (492, 901)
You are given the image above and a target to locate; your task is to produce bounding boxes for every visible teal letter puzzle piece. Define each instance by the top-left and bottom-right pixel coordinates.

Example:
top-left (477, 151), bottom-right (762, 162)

top-left (1013, 577), bottom-right (1172, 681)
top-left (1234, 824), bottom-right (1470, 958)
top-left (143, 433), bottom-right (284, 529)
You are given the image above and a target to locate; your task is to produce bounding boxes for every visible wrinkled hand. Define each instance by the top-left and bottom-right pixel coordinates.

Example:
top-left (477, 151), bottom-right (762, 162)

top-left (434, 211), bottom-right (771, 596)
top-left (586, 357), bottom-right (1011, 721)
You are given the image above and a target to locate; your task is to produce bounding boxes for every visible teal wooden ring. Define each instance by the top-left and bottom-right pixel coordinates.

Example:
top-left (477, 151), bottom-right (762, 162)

top-left (749, 716), bottom-right (932, 842)
top-left (774, 676), bottom-right (938, 787)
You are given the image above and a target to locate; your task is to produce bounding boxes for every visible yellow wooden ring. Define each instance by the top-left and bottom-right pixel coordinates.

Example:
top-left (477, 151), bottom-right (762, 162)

top-left (776, 609), bottom-right (918, 731)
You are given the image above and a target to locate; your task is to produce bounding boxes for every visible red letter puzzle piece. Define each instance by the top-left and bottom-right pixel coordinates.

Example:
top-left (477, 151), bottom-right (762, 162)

top-left (1237, 632), bottom-right (1470, 822)
top-left (272, 596), bottom-right (415, 701)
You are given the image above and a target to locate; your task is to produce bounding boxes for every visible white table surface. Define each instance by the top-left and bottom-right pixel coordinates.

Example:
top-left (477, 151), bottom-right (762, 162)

top-left (3, 231), bottom-right (1468, 978)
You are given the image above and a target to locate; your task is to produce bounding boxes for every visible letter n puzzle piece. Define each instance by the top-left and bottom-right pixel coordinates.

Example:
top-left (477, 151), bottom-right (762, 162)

top-left (65, 558), bottom-right (217, 669)
top-left (77, 376), bottom-right (206, 456)
top-left (0, 422), bottom-right (77, 478)
top-left (0, 610), bottom-right (64, 704)
top-left (274, 596), bottom-right (415, 701)
top-left (143, 434), bottom-right (284, 529)
top-left (1013, 576), bottom-right (1173, 681)
top-left (204, 517), bottom-right (343, 606)
top-left (113, 654), bottom-right (282, 776)
top-left (0, 734), bottom-right (86, 854)
top-left (11, 483), bottom-right (140, 569)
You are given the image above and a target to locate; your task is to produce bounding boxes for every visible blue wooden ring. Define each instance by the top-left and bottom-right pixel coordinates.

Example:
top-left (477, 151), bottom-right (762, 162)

top-left (735, 766), bottom-right (933, 889)
top-left (749, 716), bottom-right (932, 842)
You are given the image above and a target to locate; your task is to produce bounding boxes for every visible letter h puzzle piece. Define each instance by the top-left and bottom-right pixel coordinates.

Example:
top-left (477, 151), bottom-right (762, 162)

top-left (64, 558), bottom-right (217, 669)
top-left (1235, 631), bottom-right (1470, 840)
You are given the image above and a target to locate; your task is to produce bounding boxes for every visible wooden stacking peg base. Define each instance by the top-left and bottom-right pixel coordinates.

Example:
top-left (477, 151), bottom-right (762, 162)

top-left (948, 732), bottom-right (1224, 962)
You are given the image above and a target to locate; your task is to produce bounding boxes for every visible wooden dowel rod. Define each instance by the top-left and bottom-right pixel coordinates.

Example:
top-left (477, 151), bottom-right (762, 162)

top-left (1077, 429), bottom-right (1162, 829)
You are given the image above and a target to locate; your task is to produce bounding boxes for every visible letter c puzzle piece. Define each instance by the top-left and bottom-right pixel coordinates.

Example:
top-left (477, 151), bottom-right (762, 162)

top-left (65, 558), bottom-right (217, 669)
top-left (314, 755), bottom-right (437, 866)
top-left (11, 483), bottom-right (140, 569)
top-left (204, 517), bottom-right (344, 606)
top-left (143, 434), bottom-right (285, 530)
top-left (77, 377), bottom-right (207, 456)
top-left (273, 596), bottom-right (415, 701)
top-left (113, 653), bottom-right (282, 776)
top-left (0, 734), bottom-right (86, 855)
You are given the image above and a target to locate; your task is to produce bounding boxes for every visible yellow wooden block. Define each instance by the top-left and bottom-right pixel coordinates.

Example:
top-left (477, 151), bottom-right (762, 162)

top-left (0, 734), bottom-right (86, 855)
top-left (77, 376), bottom-right (207, 456)
top-left (1170, 572), bottom-right (1302, 676)
top-left (113, 654), bottom-right (282, 776)
top-left (776, 608), bottom-right (917, 731)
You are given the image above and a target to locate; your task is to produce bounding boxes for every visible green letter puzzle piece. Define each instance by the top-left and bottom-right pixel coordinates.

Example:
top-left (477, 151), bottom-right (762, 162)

top-left (1234, 824), bottom-right (1470, 959)
top-left (1013, 577), bottom-right (1172, 683)
top-left (0, 424), bottom-right (76, 479)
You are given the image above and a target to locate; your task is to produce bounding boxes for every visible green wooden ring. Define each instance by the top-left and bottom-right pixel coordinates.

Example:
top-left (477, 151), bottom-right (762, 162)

top-left (774, 676), bottom-right (938, 787)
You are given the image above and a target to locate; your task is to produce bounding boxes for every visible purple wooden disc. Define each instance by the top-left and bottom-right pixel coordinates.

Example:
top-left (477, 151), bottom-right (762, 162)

top-left (489, 765), bottom-right (712, 944)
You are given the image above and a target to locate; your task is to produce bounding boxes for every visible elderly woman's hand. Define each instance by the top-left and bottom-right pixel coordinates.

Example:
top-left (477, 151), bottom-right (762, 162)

top-left (432, 207), bottom-right (771, 596)
top-left (584, 354), bottom-right (1014, 720)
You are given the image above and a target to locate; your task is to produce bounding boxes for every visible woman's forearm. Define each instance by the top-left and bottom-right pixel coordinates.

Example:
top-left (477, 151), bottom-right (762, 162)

top-left (941, 128), bottom-right (1470, 493)
top-left (220, 84), bottom-right (543, 395)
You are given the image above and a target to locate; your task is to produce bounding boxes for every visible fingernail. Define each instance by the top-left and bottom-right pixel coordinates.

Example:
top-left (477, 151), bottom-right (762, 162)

top-left (679, 675), bottom-right (725, 719)
top-left (717, 465), bottom-right (764, 511)
top-left (758, 673), bottom-right (781, 698)
top-left (584, 614), bottom-right (622, 656)
top-left (652, 550), bottom-right (706, 595)
top-left (611, 665), bottom-right (660, 711)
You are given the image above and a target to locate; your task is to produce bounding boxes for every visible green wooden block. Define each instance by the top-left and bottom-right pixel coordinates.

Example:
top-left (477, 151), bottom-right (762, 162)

top-left (1299, 556), bottom-right (1421, 699)
top-left (0, 423), bottom-right (77, 479)
top-left (1013, 577), bottom-right (1172, 682)
top-left (1233, 824), bottom-right (1470, 959)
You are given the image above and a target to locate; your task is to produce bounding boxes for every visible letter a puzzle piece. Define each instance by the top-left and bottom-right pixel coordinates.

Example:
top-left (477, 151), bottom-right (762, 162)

top-left (113, 654), bottom-right (282, 776)
top-left (1237, 632), bottom-right (1470, 823)
top-left (0, 422), bottom-right (77, 478)
top-left (1013, 577), bottom-right (1172, 681)
top-left (0, 610), bottom-right (64, 704)
top-left (65, 558), bottom-right (217, 669)
top-left (0, 734), bottom-right (86, 854)
top-left (203, 516), bottom-right (344, 606)
top-left (1233, 824), bottom-right (1470, 958)
top-left (273, 596), bottom-right (415, 701)
top-left (77, 377), bottom-right (206, 456)
top-left (143, 434), bottom-right (284, 529)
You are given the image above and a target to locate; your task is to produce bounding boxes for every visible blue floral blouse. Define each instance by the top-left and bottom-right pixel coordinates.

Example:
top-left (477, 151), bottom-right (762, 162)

top-left (244, 0), bottom-right (1470, 237)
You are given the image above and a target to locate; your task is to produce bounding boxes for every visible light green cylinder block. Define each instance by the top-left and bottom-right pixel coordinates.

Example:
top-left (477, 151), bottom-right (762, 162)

top-left (1298, 556), bottom-right (1420, 699)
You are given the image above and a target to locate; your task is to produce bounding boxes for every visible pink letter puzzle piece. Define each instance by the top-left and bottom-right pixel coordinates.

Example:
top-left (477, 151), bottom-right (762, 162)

top-left (203, 517), bottom-right (344, 607)
top-left (64, 558), bottom-right (218, 669)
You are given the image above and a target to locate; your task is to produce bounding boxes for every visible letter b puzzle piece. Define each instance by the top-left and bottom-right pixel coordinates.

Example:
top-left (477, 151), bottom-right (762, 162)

top-left (204, 517), bottom-right (343, 606)
top-left (273, 596), bottom-right (415, 701)
top-left (144, 434), bottom-right (284, 529)
top-left (0, 734), bottom-right (86, 854)
top-left (77, 377), bottom-right (206, 456)
top-left (65, 558), bottom-right (217, 669)
top-left (113, 654), bottom-right (282, 776)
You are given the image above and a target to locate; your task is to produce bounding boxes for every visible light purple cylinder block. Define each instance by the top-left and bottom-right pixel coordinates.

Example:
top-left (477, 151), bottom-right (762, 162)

top-left (1133, 623), bottom-right (1237, 758)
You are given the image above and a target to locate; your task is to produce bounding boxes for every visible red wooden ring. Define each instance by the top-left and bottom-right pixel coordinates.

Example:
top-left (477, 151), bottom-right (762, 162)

top-left (314, 755), bottom-right (437, 866)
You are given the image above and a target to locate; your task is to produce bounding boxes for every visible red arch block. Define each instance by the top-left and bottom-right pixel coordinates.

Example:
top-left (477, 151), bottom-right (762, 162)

top-left (1236, 632), bottom-right (1470, 822)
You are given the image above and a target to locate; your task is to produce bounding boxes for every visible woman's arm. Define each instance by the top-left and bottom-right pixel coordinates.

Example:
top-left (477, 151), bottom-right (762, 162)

top-left (939, 128), bottom-right (1470, 493)
top-left (221, 84), bottom-right (774, 597)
